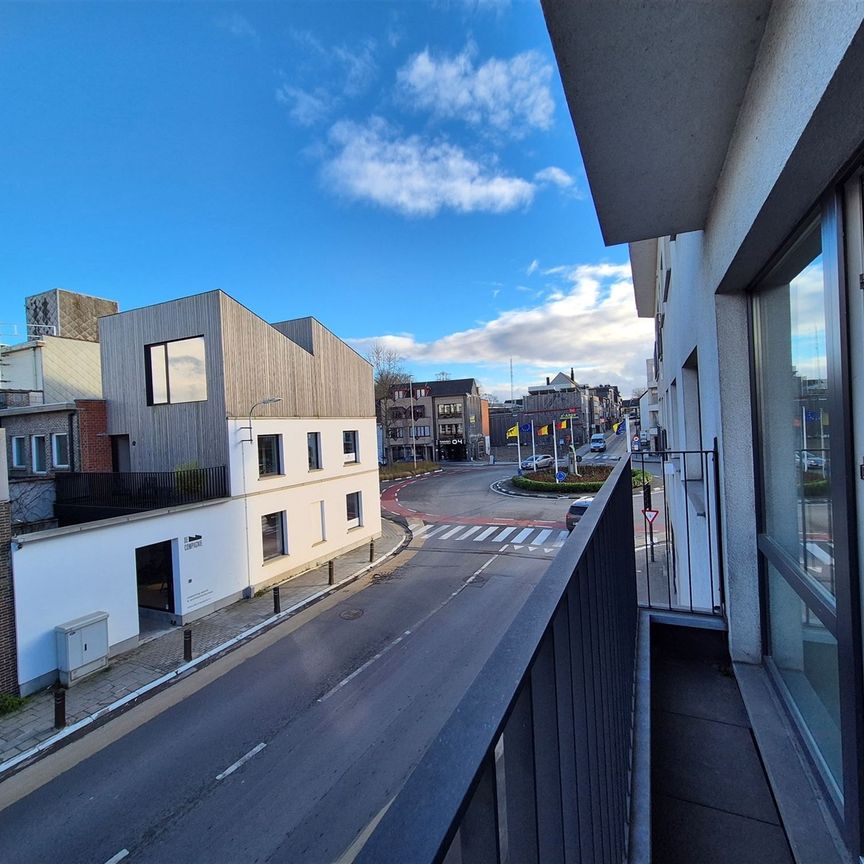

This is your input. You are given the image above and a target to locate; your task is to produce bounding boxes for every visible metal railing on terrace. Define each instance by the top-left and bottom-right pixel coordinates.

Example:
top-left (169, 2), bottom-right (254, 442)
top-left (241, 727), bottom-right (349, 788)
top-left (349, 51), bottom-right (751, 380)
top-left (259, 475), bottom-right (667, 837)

top-left (54, 467), bottom-right (228, 519)
top-left (355, 457), bottom-right (639, 864)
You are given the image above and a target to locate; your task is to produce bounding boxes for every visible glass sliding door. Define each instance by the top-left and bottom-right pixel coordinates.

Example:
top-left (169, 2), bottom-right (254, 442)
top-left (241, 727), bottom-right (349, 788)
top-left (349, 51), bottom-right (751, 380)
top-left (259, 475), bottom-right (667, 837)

top-left (753, 193), bottom-right (862, 840)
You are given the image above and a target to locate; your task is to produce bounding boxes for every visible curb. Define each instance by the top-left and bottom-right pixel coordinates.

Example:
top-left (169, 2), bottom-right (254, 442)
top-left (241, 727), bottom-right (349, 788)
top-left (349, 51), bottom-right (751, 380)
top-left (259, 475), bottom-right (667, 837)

top-left (0, 518), bottom-right (411, 782)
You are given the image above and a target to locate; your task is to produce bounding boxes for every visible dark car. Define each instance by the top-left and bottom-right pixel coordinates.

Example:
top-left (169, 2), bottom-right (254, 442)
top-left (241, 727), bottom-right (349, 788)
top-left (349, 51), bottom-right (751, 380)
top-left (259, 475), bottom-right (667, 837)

top-left (565, 497), bottom-right (594, 531)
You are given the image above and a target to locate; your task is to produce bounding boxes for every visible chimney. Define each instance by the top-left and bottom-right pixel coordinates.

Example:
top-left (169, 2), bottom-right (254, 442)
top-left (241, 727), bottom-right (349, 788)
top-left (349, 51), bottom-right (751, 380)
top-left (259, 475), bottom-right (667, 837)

top-left (546, 376), bottom-right (550, 385)
top-left (570, 367), bottom-right (575, 381)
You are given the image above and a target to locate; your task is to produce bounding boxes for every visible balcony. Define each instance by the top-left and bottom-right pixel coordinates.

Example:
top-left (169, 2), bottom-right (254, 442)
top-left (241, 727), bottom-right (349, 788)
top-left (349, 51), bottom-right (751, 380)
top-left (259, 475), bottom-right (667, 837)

top-left (353, 458), bottom-right (801, 863)
top-left (54, 466), bottom-right (229, 525)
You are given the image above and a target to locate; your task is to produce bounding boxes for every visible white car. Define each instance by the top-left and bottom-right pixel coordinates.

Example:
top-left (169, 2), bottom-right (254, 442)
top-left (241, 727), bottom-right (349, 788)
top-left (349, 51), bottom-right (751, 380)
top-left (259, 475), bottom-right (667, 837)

top-left (521, 454), bottom-right (555, 470)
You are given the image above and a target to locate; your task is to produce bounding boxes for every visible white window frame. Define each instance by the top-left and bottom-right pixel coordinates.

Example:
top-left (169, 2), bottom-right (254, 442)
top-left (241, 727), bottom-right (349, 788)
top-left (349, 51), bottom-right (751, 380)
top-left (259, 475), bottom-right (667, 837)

top-left (261, 511), bottom-right (287, 561)
top-left (343, 430), bottom-right (359, 463)
top-left (11, 436), bottom-right (26, 468)
top-left (31, 435), bottom-right (47, 474)
top-left (346, 491), bottom-right (362, 529)
top-left (51, 432), bottom-right (70, 468)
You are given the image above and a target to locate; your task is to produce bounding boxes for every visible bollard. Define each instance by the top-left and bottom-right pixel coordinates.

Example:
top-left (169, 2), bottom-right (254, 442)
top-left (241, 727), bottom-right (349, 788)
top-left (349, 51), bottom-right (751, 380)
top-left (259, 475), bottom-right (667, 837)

top-left (183, 628), bottom-right (192, 662)
top-left (369, 539), bottom-right (375, 563)
top-left (273, 585), bottom-right (281, 615)
top-left (328, 560), bottom-right (335, 585)
top-left (54, 687), bottom-right (66, 729)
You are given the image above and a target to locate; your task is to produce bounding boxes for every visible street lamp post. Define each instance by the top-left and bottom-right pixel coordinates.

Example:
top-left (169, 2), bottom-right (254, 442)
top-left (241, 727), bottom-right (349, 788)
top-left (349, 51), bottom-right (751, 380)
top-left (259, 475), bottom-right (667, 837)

top-left (240, 395), bottom-right (282, 599)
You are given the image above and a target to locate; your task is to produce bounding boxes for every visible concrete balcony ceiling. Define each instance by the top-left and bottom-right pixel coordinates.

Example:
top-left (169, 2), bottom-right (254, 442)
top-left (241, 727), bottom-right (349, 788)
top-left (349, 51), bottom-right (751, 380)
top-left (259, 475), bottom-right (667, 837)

top-left (542, 0), bottom-right (770, 246)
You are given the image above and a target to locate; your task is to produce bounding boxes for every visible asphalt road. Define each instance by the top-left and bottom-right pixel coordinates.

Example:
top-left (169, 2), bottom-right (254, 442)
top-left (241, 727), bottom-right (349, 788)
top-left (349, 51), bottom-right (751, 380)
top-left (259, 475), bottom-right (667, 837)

top-left (0, 467), bottom-right (566, 864)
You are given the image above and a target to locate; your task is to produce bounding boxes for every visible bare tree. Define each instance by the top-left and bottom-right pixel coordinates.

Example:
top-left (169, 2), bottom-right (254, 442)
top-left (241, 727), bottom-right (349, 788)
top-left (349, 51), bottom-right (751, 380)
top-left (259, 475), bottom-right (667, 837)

top-left (367, 341), bottom-right (408, 462)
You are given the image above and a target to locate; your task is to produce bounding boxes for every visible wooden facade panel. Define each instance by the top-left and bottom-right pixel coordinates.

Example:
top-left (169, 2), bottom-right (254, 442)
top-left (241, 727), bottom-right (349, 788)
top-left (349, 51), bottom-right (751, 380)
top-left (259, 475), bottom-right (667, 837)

top-left (222, 296), bottom-right (373, 419)
top-left (99, 292), bottom-right (228, 472)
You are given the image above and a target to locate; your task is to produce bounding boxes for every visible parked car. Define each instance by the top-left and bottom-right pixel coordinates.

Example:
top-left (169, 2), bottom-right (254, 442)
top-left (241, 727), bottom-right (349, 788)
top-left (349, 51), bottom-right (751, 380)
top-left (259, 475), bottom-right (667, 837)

top-left (590, 433), bottom-right (607, 452)
top-left (521, 454), bottom-right (555, 470)
top-left (795, 450), bottom-right (826, 470)
top-left (566, 497), bottom-right (594, 531)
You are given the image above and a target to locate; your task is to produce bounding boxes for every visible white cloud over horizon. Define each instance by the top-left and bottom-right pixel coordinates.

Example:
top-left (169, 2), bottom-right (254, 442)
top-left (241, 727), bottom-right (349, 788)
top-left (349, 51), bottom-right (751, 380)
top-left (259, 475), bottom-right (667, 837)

top-left (350, 262), bottom-right (654, 391)
top-left (396, 43), bottom-right (554, 136)
top-left (323, 117), bottom-right (536, 216)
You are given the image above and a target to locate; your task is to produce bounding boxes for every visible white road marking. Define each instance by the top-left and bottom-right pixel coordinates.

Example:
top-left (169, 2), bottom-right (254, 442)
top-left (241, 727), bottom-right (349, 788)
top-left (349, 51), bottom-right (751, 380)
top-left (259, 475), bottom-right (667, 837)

top-left (453, 525), bottom-right (481, 541)
top-left (553, 531), bottom-right (569, 546)
top-left (474, 526), bottom-right (499, 542)
top-left (424, 524), bottom-right (451, 538)
top-left (104, 851), bottom-right (129, 864)
top-left (492, 527), bottom-right (516, 543)
top-left (320, 555), bottom-right (500, 702)
top-left (412, 523), bottom-right (436, 537)
top-left (440, 525), bottom-right (467, 539)
top-left (512, 528), bottom-right (534, 544)
top-left (216, 742), bottom-right (267, 781)
top-left (534, 529), bottom-right (553, 545)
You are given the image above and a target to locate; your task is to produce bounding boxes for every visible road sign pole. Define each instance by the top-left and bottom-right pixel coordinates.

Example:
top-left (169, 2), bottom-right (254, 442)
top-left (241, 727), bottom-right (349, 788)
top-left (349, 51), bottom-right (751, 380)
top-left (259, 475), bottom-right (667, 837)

top-left (553, 427), bottom-right (560, 482)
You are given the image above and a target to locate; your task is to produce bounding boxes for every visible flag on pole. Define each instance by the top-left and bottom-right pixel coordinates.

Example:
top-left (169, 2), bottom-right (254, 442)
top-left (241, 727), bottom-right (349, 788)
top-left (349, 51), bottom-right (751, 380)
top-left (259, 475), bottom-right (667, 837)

top-left (520, 423), bottom-right (532, 433)
top-left (538, 424), bottom-right (549, 436)
top-left (506, 424), bottom-right (518, 439)
top-left (557, 419), bottom-right (568, 430)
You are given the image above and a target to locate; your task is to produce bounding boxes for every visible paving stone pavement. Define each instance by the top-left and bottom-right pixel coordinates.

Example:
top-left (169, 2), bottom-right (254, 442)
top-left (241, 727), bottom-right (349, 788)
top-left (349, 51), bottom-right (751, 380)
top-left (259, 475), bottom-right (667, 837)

top-left (0, 518), bottom-right (407, 767)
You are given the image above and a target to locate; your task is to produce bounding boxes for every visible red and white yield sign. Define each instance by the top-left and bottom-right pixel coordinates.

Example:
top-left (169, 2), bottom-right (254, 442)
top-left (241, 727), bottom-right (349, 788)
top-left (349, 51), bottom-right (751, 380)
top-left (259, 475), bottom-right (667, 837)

top-left (642, 508), bottom-right (659, 524)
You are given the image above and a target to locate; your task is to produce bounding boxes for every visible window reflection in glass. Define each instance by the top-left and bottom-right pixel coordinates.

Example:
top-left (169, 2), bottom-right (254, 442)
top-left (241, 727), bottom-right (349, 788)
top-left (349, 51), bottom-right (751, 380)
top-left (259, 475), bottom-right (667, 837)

top-left (166, 337), bottom-right (207, 403)
top-left (755, 223), bottom-right (834, 600)
top-left (148, 344), bottom-right (168, 404)
top-left (261, 512), bottom-right (285, 560)
top-left (768, 564), bottom-right (841, 786)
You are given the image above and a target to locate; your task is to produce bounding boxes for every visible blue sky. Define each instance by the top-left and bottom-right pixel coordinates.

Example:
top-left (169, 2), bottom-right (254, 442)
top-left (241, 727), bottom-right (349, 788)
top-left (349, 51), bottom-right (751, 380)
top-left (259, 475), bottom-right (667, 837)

top-left (0, 0), bottom-right (653, 397)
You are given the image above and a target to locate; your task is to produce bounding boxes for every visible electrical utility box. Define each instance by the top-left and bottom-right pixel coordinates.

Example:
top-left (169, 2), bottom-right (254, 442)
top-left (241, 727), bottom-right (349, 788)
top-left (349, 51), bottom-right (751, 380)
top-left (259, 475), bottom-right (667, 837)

top-left (55, 611), bottom-right (109, 687)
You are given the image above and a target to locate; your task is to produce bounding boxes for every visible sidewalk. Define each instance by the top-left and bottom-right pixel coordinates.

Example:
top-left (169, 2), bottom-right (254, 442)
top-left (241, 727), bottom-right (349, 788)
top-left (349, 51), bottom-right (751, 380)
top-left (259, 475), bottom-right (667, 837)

top-left (0, 517), bottom-right (408, 774)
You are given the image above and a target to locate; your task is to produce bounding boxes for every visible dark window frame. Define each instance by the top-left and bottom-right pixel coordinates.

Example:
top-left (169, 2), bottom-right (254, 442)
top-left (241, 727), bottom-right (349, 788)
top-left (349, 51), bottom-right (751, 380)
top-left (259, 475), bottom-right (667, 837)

top-left (144, 335), bottom-right (207, 406)
top-left (261, 511), bottom-right (287, 561)
top-left (307, 431), bottom-right (322, 470)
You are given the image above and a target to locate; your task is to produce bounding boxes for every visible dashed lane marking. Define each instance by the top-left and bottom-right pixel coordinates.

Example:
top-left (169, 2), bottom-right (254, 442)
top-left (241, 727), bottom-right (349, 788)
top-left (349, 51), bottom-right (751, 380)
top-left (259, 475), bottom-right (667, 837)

top-left (216, 743), bottom-right (267, 781)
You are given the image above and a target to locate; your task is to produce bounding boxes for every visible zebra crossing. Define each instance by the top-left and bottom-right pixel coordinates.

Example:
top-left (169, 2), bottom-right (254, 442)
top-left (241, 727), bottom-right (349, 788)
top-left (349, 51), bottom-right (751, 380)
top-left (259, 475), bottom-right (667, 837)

top-left (413, 522), bottom-right (569, 554)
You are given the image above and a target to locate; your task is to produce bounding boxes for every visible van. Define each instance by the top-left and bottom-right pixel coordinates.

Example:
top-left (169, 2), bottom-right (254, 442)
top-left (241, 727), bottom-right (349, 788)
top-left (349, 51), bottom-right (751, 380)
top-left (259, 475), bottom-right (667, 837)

top-left (590, 433), bottom-right (607, 452)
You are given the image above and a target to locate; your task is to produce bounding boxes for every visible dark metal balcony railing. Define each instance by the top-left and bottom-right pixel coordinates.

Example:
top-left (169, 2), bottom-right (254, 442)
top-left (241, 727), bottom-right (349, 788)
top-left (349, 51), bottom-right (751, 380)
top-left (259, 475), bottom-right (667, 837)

top-left (356, 457), bottom-right (639, 864)
top-left (54, 467), bottom-right (228, 514)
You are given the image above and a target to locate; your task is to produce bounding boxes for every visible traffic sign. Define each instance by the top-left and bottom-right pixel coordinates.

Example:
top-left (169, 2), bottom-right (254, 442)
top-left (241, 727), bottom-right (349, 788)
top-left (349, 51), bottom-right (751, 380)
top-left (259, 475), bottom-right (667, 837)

top-left (642, 508), bottom-right (659, 524)
top-left (574, 455), bottom-right (583, 463)
top-left (556, 471), bottom-right (566, 482)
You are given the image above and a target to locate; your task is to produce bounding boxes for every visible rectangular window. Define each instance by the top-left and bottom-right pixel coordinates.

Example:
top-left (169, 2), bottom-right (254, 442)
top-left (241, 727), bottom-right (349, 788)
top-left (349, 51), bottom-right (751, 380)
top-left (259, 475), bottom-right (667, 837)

top-left (307, 431), bottom-right (322, 470)
top-left (51, 432), bottom-right (70, 468)
top-left (411, 425), bottom-right (431, 438)
top-left (261, 512), bottom-right (286, 561)
top-left (343, 430), bottom-right (358, 463)
top-left (438, 402), bottom-right (462, 417)
top-left (11, 436), bottom-right (25, 468)
top-left (145, 336), bottom-right (207, 405)
top-left (346, 492), bottom-right (362, 529)
top-left (257, 434), bottom-right (281, 477)
top-left (31, 435), bottom-right (46, 473)
top-left (754, 222), bottom-right (832, 599)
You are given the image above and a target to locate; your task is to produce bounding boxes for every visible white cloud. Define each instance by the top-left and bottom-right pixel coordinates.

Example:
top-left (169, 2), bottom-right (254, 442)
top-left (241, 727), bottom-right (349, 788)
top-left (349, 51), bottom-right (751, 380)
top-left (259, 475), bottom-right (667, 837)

top-left (396, 44), bottom-right (554, 136)
top-left (526, 259), bottom-right (540, 276)
top-left (534, 166), bottom-right (574, 188)
top-left (275, 85), bottom-right (332, 127)
top-left (277, 33), bottom-right (378, 124)
top-left (350, 262), bottom-right (655, 391)
top-left (323, 117), bottom-right (535, 216)
top-left (217, 12), bottom-right (257, 39)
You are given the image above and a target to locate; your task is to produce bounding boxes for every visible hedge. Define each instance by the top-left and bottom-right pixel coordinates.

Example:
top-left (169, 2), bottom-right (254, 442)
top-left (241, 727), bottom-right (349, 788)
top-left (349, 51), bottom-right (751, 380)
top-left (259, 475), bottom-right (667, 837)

top-left (379, 461), bottom-right (440, 481)
top-left (512, 475), bottom-right (605, 493)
